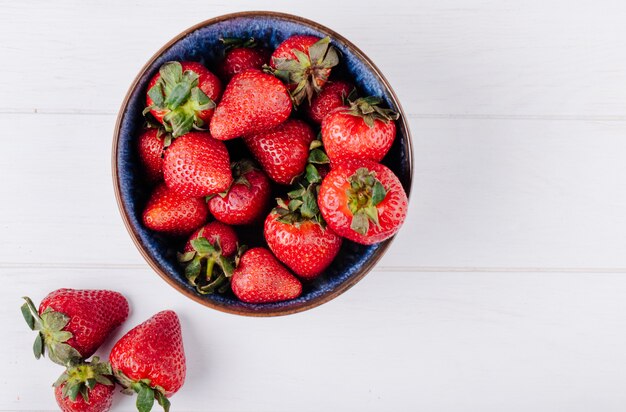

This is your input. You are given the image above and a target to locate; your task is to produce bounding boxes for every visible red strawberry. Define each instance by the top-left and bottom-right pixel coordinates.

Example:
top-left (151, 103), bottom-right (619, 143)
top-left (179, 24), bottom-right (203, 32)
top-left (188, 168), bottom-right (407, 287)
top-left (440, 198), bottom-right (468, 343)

top-left (20, 289), bottom-right (129, 366)
top-left (184, 221), bottom-right (238, 257)
top-left (209, 69), bottom-right (292, 140)
top-left (54, 357), bottom-right (115, 412)
top-left (318, 159), bottom-right (408, 245)
top-left (145, 61), bottom-right (222, 137)
top-left (265, 195), bottom-right (342, 280)
top-left (321, 96), bottom-right (399, 163)
top-left (307, 80), bottom-right (353, 124)
top-left (270, 35), bottom-right (339, 105)
top-left (217, 37), bottom-right (270, 81)
top-left (243, 119), bottom-right (315, 185)
top-left (231, 247), bottom-right (302, 303)
top-left (163, 131), bottom-right (232, 197)
top-left (208, 160), bottom-right (271, 225)
top-left (110, 310), bottom-right (186, 412)
top-left (137, 129), bottom-right (165, 184)
top-left (142, 184), bottom-right (208, 236)
top-left (178, 221), bottom-right (239, 294)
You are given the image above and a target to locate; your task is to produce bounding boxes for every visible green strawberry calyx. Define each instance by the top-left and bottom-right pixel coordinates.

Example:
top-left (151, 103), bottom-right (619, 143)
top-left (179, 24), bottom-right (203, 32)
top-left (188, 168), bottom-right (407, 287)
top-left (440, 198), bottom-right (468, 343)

top-left (220, 36), bottom-right (259, 51)
top-left (342, 96), bottom-right (399, 128)
top-left (273, 138), bottom-right (331, 227)
top-left (269, 36), bottom-right (339, 106)
top-left (177, 230), bottom-right (240, 295)
top-left (20, 296), bottom-right (82, 366)
top-left (54, 356), bottom-right (114, 403)
top-left (143, 61), bottom-right (215, 138)
top-left (114, 370), bottom-right (170, 412)
top-left (346, 168), bottom-right (389, 235)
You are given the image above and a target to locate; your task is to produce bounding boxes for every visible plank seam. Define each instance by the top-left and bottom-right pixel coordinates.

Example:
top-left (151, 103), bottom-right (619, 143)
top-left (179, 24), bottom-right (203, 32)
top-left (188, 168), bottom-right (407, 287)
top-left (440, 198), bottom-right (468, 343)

top-left (1, 109), bottom-right (626, 122)
top-left (1, 262), bottom-right (625, 273)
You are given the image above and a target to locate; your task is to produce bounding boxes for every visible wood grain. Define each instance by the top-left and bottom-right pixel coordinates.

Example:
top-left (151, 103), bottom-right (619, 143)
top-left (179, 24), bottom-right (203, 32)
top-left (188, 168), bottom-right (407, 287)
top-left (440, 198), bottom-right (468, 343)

top-left (4, 267), bottom-right (626, 411)
top-left (0, 114), bottom-right (624, 270)
top-left (1, 1), bottom-right (626, 118)
top-left (2, 1), bottom-right (626, 411)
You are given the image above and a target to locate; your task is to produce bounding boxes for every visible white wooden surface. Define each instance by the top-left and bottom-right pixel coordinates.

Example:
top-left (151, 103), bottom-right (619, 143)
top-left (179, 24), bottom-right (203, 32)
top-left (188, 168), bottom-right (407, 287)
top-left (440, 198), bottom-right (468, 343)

top-left (1, 1), bottom-right (626, 411)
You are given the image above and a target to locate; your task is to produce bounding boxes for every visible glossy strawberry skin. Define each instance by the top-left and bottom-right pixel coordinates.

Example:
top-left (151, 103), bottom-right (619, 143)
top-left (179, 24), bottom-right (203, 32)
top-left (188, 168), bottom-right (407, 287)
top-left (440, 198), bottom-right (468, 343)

top-left (307, 81), bottom-right (353, 124)
top-left (321, 111), bottom-right (396, 163)
top-left (146, 61), bottom-right (222, 125)
top-left (109, 310), bottom-right (186, 397)
top-left (142, 184), bottom-right (209, 236)
top-left (183, 221), bottom-right (238, 257)
top-left (137, 129), bottom-right (165, 184)
top-left (243, 119), bottom-right (315, 185)
top-left (318, 159), bottom-right (408, 244)
top-left (271, 35), bottom-right (321, 66)
top-left (210, 69), bottom-right (292, 140)
top-left (54, 382), bottom-right (114, 412)
top-left (208, 169), bottom-right (271, 225)
top-left (39, 289), bottom-right (129, 360)
top-left (231, 248), bottom-right (302, 303)
top-left (264, 212), bottom-right (342, 279)
top-left (163, 132), bottom-right (232, 198)
top-left (218, 47), bottom-right (270, 81)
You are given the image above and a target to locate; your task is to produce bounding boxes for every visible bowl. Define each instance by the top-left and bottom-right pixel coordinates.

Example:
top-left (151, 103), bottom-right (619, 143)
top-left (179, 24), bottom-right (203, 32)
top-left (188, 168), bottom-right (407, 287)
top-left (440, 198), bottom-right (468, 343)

top-left (112, 11), bottom-right (413, 316)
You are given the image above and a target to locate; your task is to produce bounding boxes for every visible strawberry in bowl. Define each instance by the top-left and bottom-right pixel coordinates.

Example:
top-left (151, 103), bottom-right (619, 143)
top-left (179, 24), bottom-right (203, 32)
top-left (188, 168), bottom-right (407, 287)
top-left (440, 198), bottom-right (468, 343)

top-left (113, 12), bottom-right (412, 316)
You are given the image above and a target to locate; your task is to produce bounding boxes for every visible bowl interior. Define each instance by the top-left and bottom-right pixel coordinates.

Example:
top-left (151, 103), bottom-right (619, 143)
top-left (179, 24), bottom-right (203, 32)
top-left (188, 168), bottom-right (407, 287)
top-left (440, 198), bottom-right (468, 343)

top-left (115, 12), bottom-right (412, 316)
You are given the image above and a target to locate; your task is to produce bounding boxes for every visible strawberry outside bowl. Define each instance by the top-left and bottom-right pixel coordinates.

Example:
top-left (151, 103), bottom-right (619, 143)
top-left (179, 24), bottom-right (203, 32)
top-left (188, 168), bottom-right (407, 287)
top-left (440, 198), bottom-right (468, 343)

top-left (112, 11), bottom-right (413, 316)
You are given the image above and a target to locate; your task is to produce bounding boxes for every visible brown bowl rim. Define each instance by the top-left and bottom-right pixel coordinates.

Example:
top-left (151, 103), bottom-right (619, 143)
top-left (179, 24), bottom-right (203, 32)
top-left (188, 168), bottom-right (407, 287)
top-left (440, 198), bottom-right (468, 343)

top-left (111, 10), bottom-right (414, 317)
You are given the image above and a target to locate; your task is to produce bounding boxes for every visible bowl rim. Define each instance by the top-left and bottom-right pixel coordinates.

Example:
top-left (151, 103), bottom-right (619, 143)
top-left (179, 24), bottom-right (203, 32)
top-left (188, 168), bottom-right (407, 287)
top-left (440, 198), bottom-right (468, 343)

top-left (111, 10), bottom-right (414, 317)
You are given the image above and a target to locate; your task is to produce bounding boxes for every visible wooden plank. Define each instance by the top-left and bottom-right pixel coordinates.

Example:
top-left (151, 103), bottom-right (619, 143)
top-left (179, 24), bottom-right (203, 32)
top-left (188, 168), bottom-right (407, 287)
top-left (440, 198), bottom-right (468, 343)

top-left (4, 267), bottom-right (626, 411)
top-left (0, 114), bottom-right (625, 270)
top-left (1, 0), bottom-right (626, 117)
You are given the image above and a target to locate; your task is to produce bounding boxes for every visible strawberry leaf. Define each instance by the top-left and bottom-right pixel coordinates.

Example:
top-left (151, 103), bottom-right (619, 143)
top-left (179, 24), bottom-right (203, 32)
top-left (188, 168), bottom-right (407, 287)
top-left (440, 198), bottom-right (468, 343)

top-left (136, 384), bottom-right (155, 412)
top-left (305, 164), bottom-right (321, 184)
top-left (155, 391), bottom-right (171, 412)
top-left (350, 211), bottom-right (370, 235)
top-left (33, 333), bottom-right (43, 359)
top-left (147, 84), bottom-right (164, 107)
top-left (191, 238), bottom-right (217, 255)
top-left (308, 149), bottom-right (330, 164)
top-left (164, 82), bottom-right (193, 109)
top-left (372, 181), bottom-right (387, 205)
top-left (160, 62), bottom-right (183, 87)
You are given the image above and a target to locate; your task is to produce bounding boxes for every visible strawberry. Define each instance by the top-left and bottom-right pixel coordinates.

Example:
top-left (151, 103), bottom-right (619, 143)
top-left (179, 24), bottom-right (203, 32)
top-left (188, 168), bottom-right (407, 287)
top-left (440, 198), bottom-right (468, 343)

top-left (264, 195), bottom-right (342, 280)
top-left (321, 96), bottom-right (399, 163)
top-left (110, 310), bottom-right (186, 412)
top-left (183, 221), bottom-right (238, 257)
top-left (178, 221), bottom-right (239, 294)
top-left (142, 184), bottom-right (208, 236)
top-left (137, 128), bottom-right (165, 184)
top-left (209, 69), bottom-right (292, 140)
top-left (269, 35), bottom-right (339, 105)
top-left (54, 357), bottom-right (115, 412)
top-left (318, 159), bottom-right (408, 245)
top-left (208, 160), bottom-right (271, 225)
top-left (243, 119), bottom-right (316, 185)
top-left (145, 61), bottom-right (222, 137)
top-left (307, 80), bottom-right (354, 124)
top-left (231, 247), bottom-right (302, 303)
top-left (217, 37), bottom-right (270, 81)
top-left (163, 131), bottom-right (232, 197)
top-left (20, 289), bottom-right (129, 366)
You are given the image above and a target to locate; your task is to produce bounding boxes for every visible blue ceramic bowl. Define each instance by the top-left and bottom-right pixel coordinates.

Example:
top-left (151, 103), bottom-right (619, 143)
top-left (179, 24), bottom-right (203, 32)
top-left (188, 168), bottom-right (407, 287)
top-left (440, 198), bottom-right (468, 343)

top-left (112, 11), bottom-right (413, 316)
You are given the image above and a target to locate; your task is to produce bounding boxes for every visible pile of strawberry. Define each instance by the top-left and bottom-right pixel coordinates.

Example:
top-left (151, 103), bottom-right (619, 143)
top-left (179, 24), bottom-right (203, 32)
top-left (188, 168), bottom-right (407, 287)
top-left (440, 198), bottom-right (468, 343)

top-left (137, 34), bottom-right (409, 303)
top-left (21, 289), bottom-right (186, 412)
